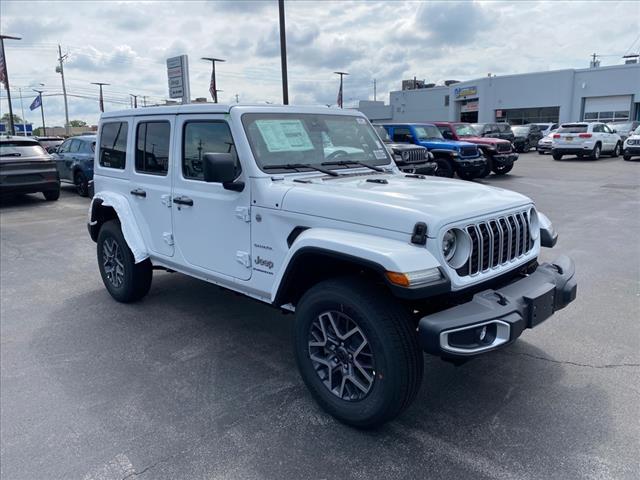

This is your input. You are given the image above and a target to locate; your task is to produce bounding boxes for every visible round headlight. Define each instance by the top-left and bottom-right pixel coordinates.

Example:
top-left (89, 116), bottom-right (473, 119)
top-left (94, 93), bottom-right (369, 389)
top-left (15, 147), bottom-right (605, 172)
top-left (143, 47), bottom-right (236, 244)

top-left (442, 230), bottom-right (457, 261)
top-left (443, 228), bottom-right (472, 269)
top-left (528, 207), bottom-right (540, 240)
top-left (402, 151), bottom-right (410, 161)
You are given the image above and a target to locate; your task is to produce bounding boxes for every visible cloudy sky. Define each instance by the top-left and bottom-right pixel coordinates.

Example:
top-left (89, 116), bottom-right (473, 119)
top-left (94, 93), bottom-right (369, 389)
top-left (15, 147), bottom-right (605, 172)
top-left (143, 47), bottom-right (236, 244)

top-left (1, 0), bottom-right (639, 127)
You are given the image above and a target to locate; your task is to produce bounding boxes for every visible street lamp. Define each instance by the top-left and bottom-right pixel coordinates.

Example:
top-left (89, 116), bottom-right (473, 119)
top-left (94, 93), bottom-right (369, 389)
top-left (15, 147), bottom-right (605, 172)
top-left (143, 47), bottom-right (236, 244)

top-left (201, 57), bottom-right (225, 103)
top-left (0, 34), bottom-right (22, 135)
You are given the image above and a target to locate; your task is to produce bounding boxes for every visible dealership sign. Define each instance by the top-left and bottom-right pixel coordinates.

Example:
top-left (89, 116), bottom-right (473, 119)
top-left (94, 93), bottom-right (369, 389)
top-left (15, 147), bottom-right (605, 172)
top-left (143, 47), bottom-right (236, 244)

top-left (454, 86), bottom-right (478, 99)
top-left (461, 101), bottom-right (479, 113)
top-left (166, 55), bottom-right (190, 103)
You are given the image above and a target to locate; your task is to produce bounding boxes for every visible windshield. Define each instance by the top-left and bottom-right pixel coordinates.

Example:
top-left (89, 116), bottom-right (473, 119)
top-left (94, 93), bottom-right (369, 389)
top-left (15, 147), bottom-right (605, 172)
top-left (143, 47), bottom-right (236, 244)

top-left (0, 141), bottom-right (47, 158)
top-left (634, 125), bottom-right (640, 135)
top-left (242, 113), bottom-right (391, 172)
top-left (609, 122), bottom-right (632, 132)
top-left (413, 125), bottom-right (443, 140)
top-left (373, 125), bottom-right (391, 142)
top-left (454, 124), bottom-right (478, 137)
top-left (511, 126), bottom-right (528, 134)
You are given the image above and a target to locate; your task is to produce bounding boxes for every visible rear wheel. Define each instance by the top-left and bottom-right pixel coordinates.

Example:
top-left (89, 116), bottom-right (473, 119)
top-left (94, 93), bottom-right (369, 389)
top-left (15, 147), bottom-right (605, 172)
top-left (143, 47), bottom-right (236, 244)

top-left (552, 152), bottom-right (563, 161)
top-left (97, 220), bottom-right (152, 302)
top-left (75, 170), bottom-right (89, 197)
top-left (294, 277), bottom-right (423, 428)
top-left (523, 140), bottom-right (530, 152)
top-left (590, 143), bottom-right (601, 160)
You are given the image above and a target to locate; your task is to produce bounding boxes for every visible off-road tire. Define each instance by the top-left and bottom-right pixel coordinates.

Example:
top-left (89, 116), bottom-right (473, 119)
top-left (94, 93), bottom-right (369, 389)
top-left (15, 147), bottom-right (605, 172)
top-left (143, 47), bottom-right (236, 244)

top-left (552, 152), bottom-right (563, 161)
top-left (456, 170), bottom-right (477, 181)
top-left (434, 159), bottom-right (454, 178)
top-left (294, 277), bottom-right (423, 428)
top-left (590, 143), bottom-right (601, 160)
top-left (492, 163), bottom-right (513, 175)
top-left (42, 187), bottom-right (60, 201)
top-left (75, 170), bottom-right (89, 197)
top-left (623, 153), bottom-right (632, 161)
top-left (97, 220), bottom-right (152, 303)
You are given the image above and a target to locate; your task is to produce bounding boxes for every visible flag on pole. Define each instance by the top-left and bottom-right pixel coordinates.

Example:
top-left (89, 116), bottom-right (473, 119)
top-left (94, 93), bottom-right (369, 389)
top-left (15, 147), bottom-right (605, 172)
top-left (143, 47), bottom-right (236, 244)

top-left (29, 94), bottom-right (42, 111)
top-left (0, 47), bottom-right (7, 89)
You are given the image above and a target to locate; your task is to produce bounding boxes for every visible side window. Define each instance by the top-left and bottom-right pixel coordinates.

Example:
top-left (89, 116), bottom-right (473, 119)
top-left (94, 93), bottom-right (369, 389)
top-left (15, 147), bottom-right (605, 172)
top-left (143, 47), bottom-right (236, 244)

top-left (444, 95), bottom-right (450, 107)
top-left (592, 124), bottom-right (603, 133)
top-left (69, 139), bottom-right (81, 153)
top-left (81, 141), bottom-right (96, 154)
top-left (135, 121), bottom-right (170, 175)
top-left (603, 125), bottom-right (612, 134)
top-left (99, 122), bottom-right (128, 169)
top-left (182, 121), bottom-right (240, 181)
top-left (393, 127), bottom-right (413, 143)
top-left (58, 139), bottom-right (72, 153)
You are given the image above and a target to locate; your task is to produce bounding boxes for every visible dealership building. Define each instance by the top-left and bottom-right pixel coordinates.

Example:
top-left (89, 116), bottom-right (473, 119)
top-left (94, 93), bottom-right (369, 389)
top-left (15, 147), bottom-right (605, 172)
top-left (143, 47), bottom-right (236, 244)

top-left (357, 63), bottom-right (640, 125)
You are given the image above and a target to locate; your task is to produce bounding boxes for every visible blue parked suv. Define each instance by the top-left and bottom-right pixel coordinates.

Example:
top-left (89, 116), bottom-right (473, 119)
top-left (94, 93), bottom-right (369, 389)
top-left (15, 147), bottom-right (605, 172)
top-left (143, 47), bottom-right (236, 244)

top-left (51, 135), bottom-right (96, 196)
top-left (379, 123), bottom-right (487, 180)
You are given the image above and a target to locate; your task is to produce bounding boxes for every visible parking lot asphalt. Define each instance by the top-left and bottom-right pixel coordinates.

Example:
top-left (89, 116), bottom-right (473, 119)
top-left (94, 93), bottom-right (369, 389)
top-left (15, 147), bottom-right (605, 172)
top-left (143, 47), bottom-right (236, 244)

top-left (1, 151), bottom-right (639, 480)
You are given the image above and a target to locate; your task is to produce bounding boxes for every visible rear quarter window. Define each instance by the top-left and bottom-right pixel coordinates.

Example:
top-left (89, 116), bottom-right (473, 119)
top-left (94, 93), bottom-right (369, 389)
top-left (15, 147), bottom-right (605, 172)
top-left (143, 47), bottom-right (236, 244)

top-left (99, 122), bottom-right (128, 169)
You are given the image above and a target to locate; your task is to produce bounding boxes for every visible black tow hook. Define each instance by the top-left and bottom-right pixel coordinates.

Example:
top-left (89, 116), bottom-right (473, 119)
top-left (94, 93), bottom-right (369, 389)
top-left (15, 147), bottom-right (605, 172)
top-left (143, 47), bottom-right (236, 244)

top-left (494, 292), bottom-right (509, 306)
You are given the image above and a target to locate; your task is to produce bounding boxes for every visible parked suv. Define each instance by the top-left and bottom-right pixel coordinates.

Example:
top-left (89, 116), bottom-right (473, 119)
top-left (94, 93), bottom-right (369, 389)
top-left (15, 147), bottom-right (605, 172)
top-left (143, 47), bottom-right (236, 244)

top-left (88, 105), bottom-right (577, 428)
top-left (511, 124), bottom-right (543, 153)
top-left (1, 136), bottom-right (60, 201)
top-left (435, 122), bottom-right (518, 176)
top-left (51, 135), bottom-right (96, 196)
top-left (373, 125), bottom-right (437, 175)
top-left (379, 123), bottom-right (487, 180)
top-left (622, 124), bottom-right (640, 161)
top-left (607, 120), bottom-right (640, 143)
top-left (552, 123), bottom-right (622, 160)
top-left (36, 136), bottom-right (64, 153)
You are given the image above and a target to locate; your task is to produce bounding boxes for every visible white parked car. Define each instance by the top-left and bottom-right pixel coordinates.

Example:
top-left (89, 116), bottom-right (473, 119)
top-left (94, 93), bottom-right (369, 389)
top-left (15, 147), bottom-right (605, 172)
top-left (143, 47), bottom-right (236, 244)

top-left (552, 122), bottom-right (622, 160)
top-left (534, 123), bottom-right (559, 137)
top-left (88, 104), bottom-right (577, 427)
top-left (622, 124), bottom-right (640, 161)
top-left (537, 129), bottom-right (557, 154)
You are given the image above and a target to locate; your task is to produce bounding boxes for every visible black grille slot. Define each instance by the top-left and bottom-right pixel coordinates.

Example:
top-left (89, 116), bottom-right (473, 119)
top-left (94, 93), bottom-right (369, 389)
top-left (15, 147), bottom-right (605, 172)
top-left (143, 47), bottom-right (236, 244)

top-left (456, 211), bottom-right (533, 277)
top-left (460, 146), bottom-right (478, 158)
top-left (496, 142), bottom-right (511, 153)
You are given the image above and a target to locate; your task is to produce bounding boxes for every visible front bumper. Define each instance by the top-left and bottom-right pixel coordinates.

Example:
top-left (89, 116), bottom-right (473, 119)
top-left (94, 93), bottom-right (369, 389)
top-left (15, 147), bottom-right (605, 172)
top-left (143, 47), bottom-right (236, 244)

top-left (418, 255), bottom-right (577, 359)
top-left (623, 146), bottom-right (640, 156)
top-left (455, 157), bottom-right (487, 174)
top-left (397, 161), bottom-right (438, 176)
top-left (491, 152), bottom-right (518, 165)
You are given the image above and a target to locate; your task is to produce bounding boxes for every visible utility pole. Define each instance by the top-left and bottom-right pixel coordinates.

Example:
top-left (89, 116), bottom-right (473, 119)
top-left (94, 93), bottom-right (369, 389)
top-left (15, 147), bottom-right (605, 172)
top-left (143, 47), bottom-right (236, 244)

top-left (334, 71), bottom-right (349, 108)
top-left (373, 79), bottom-right (377, 101)
top-left (32, 88), bottom-right (46, 136)
top-left (0, 34), bottom-right (22, 135)
top-left (18, 87), bottom-right (26, 136)
top-left (91, 82), bottom-right (109, 112)
top-left (57, 45), bottom-right (70, 136)
top-left (201, 57), bottom-right (225, 103)
top-left (130, 94), bottom-right (138, 108)
top-left (279, 0), bottom-right (289, 105)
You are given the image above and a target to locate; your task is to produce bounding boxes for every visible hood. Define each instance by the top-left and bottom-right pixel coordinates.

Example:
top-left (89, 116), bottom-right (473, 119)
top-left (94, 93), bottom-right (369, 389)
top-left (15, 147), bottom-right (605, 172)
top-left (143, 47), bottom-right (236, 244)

top-left (385, 141), bottom-right (425, 152)
top-left (458, 136), bottom-right (510, 146)
top-left (279, 172), bottom-right (531, 236)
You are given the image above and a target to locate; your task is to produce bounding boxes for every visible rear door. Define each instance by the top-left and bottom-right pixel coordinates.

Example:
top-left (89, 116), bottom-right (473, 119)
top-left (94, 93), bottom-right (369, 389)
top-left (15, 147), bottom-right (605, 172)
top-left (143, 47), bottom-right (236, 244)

top-left (129, 116), bottom-right (175, 257)
top-left (54, 138), bottom-right (73, 180)
top-left (171, 115), bottom-right (251, 280)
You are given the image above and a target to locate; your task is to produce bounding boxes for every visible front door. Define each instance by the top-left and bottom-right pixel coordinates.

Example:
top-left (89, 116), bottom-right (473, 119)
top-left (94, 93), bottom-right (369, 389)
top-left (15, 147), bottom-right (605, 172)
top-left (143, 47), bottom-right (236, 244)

top-left (129, 116), bottom-right (174, 257)
top-left (171, 115), bottom-right (251, 280)
top-left (54, 138), bottom-right (73, 180)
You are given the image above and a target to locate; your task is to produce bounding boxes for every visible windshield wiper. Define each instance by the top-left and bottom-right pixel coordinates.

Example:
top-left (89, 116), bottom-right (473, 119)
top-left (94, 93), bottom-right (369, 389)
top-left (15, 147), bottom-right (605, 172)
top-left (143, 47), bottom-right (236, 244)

top-left (0, 152), bottom-right (22, 157)
top-left (263, 163), bottom-right (339, 176)
top-left (321, 160), bottom-right (385, 173)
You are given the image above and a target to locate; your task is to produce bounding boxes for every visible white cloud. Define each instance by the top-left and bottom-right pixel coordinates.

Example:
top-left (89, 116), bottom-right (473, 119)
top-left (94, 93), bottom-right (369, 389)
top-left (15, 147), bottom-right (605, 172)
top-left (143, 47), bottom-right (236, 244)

top-left (1, 0), bottom-right (638, 125)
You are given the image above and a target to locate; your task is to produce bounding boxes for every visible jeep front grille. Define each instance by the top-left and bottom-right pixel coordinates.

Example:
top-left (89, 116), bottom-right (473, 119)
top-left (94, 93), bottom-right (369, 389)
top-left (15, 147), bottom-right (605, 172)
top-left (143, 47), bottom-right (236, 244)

top-left (460, 146), bottom-right (479, 158)
top-left (403, 149), bottom-right (426, 163)
top-left (496, 142), bottom-right (511, 153)
top-left (456, 211), bottom-right (533, 277)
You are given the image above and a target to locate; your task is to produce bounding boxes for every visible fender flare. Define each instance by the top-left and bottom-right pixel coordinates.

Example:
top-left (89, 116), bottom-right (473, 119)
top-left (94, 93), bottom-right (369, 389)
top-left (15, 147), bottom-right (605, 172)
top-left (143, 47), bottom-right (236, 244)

top-left (89, 192), bottom-right (149, 263)
top-left (271, 228), bottom-right (445, 304)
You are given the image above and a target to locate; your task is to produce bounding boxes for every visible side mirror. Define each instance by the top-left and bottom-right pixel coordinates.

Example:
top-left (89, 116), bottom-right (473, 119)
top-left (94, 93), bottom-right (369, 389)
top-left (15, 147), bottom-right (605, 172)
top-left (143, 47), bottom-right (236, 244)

top-left (611, 129), bottom-right (617, 133)
top-left (203, 152), bottom-right (244, 191)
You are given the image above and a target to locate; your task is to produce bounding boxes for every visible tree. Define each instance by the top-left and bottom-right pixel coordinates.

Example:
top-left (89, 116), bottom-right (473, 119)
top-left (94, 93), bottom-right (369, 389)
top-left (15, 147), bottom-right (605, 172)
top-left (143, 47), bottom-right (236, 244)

top-left (69, 120), bottom-right (87, 127)
top-left (1, 113), bottom-right (23, 124)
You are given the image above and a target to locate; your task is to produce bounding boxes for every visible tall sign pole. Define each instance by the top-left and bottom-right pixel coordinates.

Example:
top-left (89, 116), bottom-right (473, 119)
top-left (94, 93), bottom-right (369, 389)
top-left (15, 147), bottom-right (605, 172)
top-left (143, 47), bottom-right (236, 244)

top-left (166, 55), bottom-right (190, 104)
top-left (279, 0), bottom-right (289, 105)
top-left (0, 34), bottom-right (22, 136)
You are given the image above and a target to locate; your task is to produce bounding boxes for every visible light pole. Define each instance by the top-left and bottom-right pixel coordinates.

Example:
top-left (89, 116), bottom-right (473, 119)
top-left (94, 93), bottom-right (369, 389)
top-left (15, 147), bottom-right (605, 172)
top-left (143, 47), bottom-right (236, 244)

top-left (279, 0), bottom-right (289, 105)
top-left (201, 57), bottom-right (225, 103)
top-left (32, 87), bottom-right (46, 136)
top-left (0, 34), bottom-right (22, 135)
top-left (334, 71), bottom-right (349, 108)
top-left (91, 82), bottom-right (109, 112)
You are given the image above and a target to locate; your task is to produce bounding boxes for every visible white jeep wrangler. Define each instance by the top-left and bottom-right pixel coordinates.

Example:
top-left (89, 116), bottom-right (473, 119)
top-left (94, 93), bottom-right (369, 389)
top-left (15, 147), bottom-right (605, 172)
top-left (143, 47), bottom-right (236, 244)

top-left (88, 104), bottom-right (577, 428)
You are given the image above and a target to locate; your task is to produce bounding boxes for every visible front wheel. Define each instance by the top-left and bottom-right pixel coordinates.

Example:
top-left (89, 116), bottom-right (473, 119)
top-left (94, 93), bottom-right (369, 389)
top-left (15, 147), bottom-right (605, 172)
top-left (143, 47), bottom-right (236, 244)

top-left (97, 220), bottom-right (152, 302)
top-left (552, 152), bottom-right (563, 161)
top-left (294, 277), bottom-right (423, 428)
top-left (434, 159), bottom-right (454, 178)
top-left (492, 163), bottom-right (513, 175)
top-left (623, 153), bottom-right (632, 161)
top-left (457, 170), bottom-right (478, 181)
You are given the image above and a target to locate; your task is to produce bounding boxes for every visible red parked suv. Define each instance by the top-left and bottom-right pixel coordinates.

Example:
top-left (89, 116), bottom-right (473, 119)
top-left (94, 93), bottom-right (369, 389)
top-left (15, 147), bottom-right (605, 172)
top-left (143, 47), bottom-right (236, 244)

top-left (434, 122), bottom-right (518, 176)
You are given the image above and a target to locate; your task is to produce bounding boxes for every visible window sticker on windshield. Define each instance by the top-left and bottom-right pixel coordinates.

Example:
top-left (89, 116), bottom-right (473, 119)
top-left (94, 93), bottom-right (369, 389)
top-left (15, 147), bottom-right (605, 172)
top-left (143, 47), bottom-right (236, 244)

top-left (375, 140), bottom-right (382, 149)
top-left (255, 119), bottom-right (314, 152)
top-left (373, 149), bottom-right (387, 160)
top-left (356, 118), bottom-right (366, 124)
